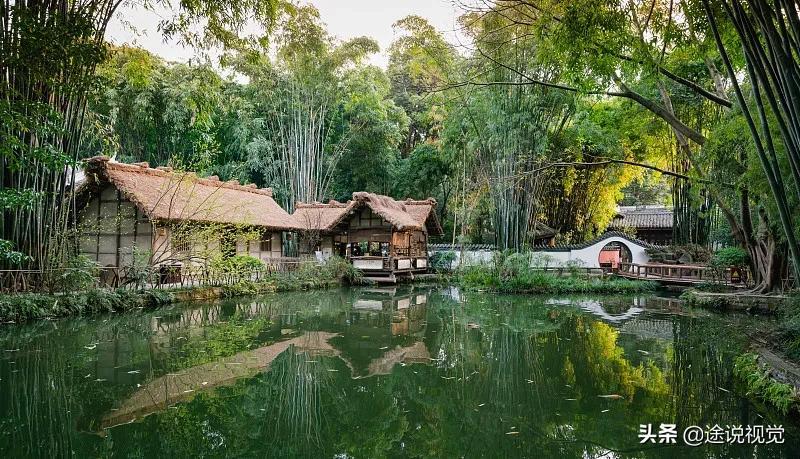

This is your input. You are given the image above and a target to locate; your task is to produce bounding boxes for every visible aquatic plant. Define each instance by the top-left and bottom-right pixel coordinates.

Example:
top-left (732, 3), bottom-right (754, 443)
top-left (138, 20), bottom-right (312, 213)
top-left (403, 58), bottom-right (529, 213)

top-left (733, 353), bottom-right (797, 414)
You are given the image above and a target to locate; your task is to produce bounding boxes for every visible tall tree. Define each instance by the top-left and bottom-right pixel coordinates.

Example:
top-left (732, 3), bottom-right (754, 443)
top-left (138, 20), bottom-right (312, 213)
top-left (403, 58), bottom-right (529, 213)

top-left (0, 0), bottom-right (279, 269)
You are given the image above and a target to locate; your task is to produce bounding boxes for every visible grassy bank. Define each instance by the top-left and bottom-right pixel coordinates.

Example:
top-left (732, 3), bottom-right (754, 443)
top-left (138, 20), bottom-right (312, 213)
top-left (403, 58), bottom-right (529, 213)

top-left (455, 263), bottom-right (657, 294)
top-left (0, 257), bottom-right (362, 323)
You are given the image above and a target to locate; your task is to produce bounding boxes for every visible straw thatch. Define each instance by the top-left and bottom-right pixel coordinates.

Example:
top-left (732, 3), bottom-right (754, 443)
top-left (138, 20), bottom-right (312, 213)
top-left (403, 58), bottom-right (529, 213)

top-left (291, 200), bottom-right (355, 232)
top-left (290, 192), bottom-right (443, 235)
top-left (402, 198), bottom-right (443, 235)
top-left (82, 156), bottom-right (295, 230)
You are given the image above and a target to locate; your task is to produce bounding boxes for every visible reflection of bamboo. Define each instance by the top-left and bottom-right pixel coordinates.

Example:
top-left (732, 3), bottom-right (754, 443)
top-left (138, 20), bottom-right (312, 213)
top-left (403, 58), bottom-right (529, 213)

top-left (99, 332), bottom-right (339, 430)
top-left (3, 336), bottom-right (76, 457)
top-left (268, 342), bottom-right (337, 446)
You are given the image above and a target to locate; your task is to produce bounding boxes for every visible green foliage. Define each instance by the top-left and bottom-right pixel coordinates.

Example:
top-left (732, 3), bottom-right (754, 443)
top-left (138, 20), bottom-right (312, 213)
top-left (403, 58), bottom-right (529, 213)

top-left (711, 247), bottom-right (750, 269)
top-left (456, 260), bottom-right (657, 295)
top-left (733, 353), bottom-right (797, 415)
top-left (211, 255), bottom-right (265, 274)
top-left (429, 251), bottom-right (456, 273)
top-left (221, 257), bottom-right (362, 297)
top-left (52, 255), bottom-right (99, 292)
top-left (0, 289), bottom-right (174, 323)
top-left (0, 239), bottom-right (33, 266)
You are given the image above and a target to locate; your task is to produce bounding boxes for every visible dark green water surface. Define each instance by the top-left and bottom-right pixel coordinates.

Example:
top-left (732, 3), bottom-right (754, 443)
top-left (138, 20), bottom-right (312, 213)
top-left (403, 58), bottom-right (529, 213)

top-left (1, 286), bottom-right (798, 458)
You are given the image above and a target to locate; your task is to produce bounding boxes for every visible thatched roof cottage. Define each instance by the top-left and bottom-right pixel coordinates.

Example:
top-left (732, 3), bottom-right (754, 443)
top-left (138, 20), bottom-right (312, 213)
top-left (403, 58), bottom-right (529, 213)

top-left (290, 192), bottom-right (443, 282)
top-left (77, 156), bottom-right (293, 271)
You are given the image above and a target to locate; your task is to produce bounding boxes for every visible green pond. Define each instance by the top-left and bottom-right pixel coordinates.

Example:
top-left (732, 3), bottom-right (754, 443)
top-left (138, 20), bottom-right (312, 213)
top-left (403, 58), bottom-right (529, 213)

top-left (0, 286), bottom-right (798, 457)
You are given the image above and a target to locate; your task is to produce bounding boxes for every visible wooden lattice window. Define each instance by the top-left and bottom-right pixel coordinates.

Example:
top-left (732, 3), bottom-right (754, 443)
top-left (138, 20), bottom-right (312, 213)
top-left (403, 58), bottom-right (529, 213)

top-left (260, 235), bottom-right (272, 252)
top-left (172, 236), bottom-right (191, 254)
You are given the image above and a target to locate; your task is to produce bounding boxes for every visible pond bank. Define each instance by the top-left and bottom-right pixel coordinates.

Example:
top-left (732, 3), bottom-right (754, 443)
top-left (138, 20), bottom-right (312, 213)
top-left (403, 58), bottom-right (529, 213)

top-left (681, 289), bottom-right (788, 313)
top-left (679, 289), bottom-right (800, 415)
top-left (0, 259), bottom-right (360, 323)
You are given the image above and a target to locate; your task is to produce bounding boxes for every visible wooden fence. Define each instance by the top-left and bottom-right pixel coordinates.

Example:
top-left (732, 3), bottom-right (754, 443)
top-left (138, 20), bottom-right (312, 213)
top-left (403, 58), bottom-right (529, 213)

top-left (617, 262), bottom-right (749, 287)
top-left (0, 257), bottom-right (311, 294)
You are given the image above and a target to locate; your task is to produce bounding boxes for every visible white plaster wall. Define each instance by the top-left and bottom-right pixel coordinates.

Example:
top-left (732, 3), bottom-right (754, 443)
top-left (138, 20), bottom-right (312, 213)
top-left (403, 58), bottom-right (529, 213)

top-left (430, 235), bottom-right (651, 269)
top-left (565, 236), bottom-right (650, 268)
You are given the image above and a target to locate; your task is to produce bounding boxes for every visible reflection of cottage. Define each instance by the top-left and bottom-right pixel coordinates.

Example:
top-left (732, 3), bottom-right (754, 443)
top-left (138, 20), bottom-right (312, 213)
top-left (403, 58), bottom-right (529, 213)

top-left (290, 192), bottom-right (443, 282)
top-left (608, 206), bottom-right (673, 245)
top-left (77, 156), bottom-right (293, 270)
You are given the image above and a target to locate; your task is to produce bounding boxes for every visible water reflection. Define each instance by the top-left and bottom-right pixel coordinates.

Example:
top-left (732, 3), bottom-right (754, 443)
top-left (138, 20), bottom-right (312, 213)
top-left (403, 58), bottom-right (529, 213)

top-left (0, 287), bottom-right (796, 457)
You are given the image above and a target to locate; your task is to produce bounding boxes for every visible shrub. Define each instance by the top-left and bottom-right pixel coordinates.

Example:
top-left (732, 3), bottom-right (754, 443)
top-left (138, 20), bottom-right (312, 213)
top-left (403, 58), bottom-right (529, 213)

top-left (430, 251), bottom-right (456, 273)
top-left (50, 255), bottom-right (99, 292)
top-left (455, 261), bottom-right (656, 294)
top-left (711, 246), bottom-right (750, 269)
top-left (211, 255), bottom-right (265, 273)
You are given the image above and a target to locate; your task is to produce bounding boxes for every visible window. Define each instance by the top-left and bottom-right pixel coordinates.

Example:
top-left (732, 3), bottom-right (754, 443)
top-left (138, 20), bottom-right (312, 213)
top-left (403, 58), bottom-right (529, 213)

top-left (172, 236), bottom-right (191, 254)
top-left (260, 235), bottom-right (272, 252)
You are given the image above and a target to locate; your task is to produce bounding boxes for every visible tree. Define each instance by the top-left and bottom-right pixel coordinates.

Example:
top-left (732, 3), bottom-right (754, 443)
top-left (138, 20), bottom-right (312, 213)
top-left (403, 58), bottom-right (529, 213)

top-left (449, 0), bottom-right (797, 290)
top-left (0, 0), bottom-right (279, 269)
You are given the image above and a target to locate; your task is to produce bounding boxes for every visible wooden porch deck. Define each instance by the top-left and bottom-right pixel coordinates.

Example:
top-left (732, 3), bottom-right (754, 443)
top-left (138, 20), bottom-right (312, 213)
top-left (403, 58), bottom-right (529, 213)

top-left (616, 262), bottom-right (748, 287)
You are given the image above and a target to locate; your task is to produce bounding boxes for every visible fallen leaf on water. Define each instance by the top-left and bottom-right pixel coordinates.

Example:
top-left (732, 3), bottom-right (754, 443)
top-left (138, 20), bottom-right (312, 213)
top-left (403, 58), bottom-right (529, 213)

top-left (598, 394), bottom-right (624, 400)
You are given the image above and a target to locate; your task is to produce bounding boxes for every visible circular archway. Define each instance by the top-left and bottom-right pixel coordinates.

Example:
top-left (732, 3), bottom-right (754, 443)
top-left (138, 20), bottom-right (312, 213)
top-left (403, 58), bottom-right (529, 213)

top-left (597, 241), bottom-right (632, 272)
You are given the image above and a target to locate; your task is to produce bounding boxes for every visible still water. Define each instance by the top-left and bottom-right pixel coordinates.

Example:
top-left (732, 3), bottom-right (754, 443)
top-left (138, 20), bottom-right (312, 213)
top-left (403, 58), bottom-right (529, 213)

top-left (0, 286), bottom-right (798, 458)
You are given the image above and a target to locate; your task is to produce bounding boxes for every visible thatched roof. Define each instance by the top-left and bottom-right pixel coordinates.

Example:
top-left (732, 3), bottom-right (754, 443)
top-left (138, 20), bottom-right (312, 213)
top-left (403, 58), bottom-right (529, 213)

top-left (291, 200), bottom-right (355, 232)
top-left (402, 198), bottom-right (444, 235)
top-left (290, 192), bottom-right (443, 235)
top-left (82, 156), bottom-right (294, 230)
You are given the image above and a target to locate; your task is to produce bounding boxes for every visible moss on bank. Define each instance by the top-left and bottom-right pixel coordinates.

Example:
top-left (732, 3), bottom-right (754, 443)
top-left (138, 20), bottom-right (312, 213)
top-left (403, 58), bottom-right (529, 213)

top-left (455, 264), bottom-right (657, 294)
top-left (734, 353), bottom-right (799, 414)
top-left (680, 289), bottom-right (785, 313)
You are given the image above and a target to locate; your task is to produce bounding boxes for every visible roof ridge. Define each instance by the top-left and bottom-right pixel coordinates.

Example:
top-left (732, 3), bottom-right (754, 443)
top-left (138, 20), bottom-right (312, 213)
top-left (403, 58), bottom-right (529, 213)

top-left (95, 157), bottom-right (274, 197)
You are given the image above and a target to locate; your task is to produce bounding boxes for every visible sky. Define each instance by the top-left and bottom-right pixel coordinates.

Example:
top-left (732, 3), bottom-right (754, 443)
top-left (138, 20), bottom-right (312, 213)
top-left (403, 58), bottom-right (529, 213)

top-left (107, 0), bottom-right (465, 69)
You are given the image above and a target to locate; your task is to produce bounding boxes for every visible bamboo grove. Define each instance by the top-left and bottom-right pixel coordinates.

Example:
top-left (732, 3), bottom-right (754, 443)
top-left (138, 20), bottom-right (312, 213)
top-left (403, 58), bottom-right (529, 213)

top-left (1, 0), bottom-right (799, 291)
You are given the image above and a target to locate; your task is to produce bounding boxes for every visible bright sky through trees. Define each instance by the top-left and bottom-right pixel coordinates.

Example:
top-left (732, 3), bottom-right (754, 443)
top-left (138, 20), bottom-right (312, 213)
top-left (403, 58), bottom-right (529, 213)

top-left (108, 0), bottom-right (464, 68)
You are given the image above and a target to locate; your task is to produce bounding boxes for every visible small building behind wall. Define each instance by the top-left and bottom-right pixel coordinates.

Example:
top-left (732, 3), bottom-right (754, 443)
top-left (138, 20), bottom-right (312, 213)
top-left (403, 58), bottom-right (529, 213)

top-left (76, 156), bottom-right (294, 280)
top-left (608, 205), bottom-right (673, 245)
top-left (290, 192), bottom-right (443, 282)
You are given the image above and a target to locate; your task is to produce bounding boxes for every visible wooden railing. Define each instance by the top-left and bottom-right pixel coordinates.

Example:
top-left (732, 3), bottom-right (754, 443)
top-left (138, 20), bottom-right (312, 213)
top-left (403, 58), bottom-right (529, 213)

top-left (0, 257), bottom-right (311, 294)
top-left (617, 262), bottom-right (748, 286)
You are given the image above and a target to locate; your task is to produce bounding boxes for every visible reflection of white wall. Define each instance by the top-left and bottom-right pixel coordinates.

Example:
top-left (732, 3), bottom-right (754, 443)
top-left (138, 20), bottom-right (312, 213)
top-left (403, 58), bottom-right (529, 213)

top-left (430, 235), bottom-right (651, 269)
